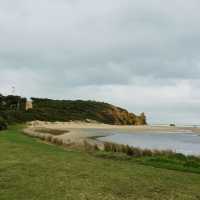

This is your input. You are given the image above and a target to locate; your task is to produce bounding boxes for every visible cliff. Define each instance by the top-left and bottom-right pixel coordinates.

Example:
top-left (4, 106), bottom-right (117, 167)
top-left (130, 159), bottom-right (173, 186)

top-left (30, 98), bottom-right (147, 125)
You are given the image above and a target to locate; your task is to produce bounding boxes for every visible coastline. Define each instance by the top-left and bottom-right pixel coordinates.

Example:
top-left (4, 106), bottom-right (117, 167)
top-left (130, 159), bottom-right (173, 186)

top-left (24, 121), bottom-right (200, 147)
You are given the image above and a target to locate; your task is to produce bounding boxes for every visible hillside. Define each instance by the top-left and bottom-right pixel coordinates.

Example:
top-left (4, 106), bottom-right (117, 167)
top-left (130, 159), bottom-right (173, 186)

top-left (0, 95), bottom-right (147, 129)
top-left (30, 98), bottom-right (146, 125)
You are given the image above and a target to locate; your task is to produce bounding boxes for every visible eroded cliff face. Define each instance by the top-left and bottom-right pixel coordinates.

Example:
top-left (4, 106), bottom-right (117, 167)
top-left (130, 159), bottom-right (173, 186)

top-left (98, 105), bottom-right (146, 125)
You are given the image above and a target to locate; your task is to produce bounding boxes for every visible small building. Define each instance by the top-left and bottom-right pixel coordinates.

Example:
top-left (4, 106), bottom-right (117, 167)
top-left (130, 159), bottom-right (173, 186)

top-left (25, 100), bottom-right (33, 110)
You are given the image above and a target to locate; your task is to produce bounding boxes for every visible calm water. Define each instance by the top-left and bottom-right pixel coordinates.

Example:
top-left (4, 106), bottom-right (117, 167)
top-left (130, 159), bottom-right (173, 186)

top-left (98, 132), bottom-right (200, 156)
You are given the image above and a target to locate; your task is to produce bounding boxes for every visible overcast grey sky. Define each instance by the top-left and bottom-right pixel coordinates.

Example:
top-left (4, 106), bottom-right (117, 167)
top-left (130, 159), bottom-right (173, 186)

top-left (0, 0), bottom-right (200, 124)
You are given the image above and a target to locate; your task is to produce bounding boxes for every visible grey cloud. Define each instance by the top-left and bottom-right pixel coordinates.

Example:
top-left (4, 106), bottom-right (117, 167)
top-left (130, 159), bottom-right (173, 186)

top-left (0, 0), bottom-right (200, 123)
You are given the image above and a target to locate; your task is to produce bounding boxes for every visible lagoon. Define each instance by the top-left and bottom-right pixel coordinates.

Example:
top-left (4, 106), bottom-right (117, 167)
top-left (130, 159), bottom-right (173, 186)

top-left (98, 131), bottom-right (200, 156)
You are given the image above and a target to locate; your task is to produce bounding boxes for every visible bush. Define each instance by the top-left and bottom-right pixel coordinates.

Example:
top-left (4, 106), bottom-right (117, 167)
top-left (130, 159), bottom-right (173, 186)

top-left (84, 140), bottom-right (100, 152)
top-left (0, 116), bottom-right (8, 130)
top-left (102, 142), bottom-right (177, 158)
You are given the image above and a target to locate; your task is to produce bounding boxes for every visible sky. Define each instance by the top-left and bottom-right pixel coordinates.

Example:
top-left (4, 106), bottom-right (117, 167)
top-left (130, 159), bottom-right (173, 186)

top-left (0, 0), bottom-right (200, 124)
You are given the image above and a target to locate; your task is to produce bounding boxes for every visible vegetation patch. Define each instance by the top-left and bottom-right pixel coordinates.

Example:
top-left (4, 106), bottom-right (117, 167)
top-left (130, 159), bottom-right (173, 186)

top-left (0, 116), bottom-right (7, 131)
top-left (83, 140), bottom-right (200, 174)
top-left (138, 154), bottom-right (200, 174)
top-left (34, 128), bottom-right (68, 135)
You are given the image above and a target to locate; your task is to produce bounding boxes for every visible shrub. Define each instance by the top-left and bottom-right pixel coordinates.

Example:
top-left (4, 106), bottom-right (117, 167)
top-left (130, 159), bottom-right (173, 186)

top-left (0, 116), bottom-right (8, 131)
top-left (104, 142), bottom-right (113, 152)
top-left (142, 149), bottom-right (153, 156)
top-left (102, 142), bottom-right (178, 158)
top-left (55, 138), bottom-right (64, 145)
top-left (126, 145), bottom-right (134, 156)
top-left (84, 140), bottom-right (99, 152)
top-left (45, 135), bottom-right (53, 142)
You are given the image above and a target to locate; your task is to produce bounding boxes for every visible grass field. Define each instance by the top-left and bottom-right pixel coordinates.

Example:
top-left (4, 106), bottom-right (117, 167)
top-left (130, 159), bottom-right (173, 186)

top-left (1, 126), bottom-right (200, 200)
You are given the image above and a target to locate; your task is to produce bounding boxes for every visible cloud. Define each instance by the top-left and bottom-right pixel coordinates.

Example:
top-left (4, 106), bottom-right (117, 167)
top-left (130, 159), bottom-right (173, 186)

top-left (0, 0), bottom-right (200, 123)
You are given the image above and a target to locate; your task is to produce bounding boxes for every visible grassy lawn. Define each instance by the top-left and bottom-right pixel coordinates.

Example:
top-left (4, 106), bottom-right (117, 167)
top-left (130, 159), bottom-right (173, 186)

top-left (1, 126), bottom-right (200, 200)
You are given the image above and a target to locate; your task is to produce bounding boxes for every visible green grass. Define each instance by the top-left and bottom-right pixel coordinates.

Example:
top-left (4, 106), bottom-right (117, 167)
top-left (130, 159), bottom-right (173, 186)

top-left (1, 126), bottom-right (200, 200)
top-left (90, 141), bottom-right (200, 174)
top-left (94, 151), bottom-right (200, 174)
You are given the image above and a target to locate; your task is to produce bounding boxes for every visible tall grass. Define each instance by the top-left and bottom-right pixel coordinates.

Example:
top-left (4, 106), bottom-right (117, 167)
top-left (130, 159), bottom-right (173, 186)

top-left (103, 142), bottom-right (174, 157)
top-left (83, 140), bottom-right (174, 157)
top-left (83, 140), bottom-right (99, 152)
